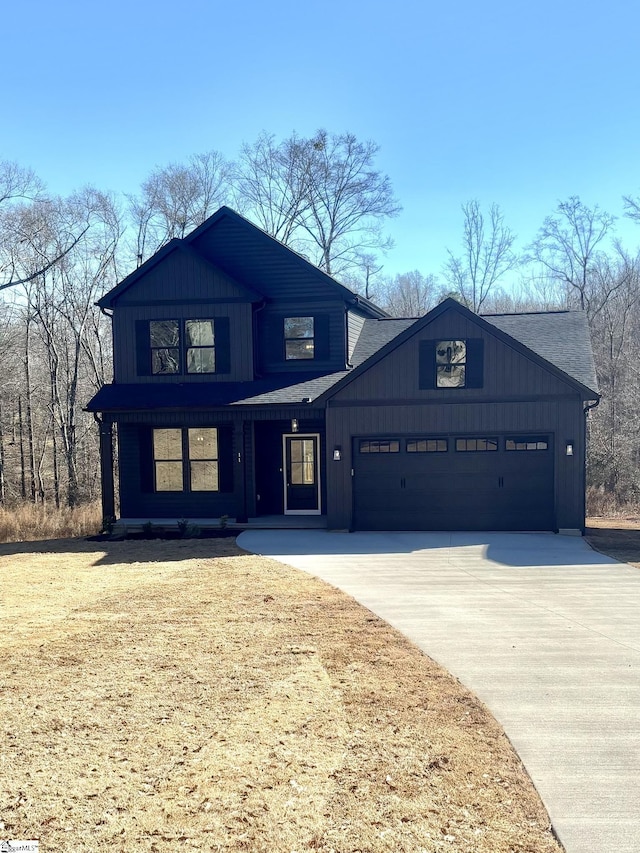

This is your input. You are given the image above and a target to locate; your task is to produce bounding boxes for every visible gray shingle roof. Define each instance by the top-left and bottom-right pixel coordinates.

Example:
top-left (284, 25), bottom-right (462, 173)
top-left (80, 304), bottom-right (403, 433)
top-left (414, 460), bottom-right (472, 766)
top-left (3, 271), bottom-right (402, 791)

top-left (87, 304), bottom-right (598, 413)
top-left (482, 310), bottom-right (599, 393)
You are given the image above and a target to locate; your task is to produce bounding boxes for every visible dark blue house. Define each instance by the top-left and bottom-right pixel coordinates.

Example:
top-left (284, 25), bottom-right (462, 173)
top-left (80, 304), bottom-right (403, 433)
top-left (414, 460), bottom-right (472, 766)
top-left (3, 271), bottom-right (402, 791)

top-left (87, 207), bottom-right (599, 533)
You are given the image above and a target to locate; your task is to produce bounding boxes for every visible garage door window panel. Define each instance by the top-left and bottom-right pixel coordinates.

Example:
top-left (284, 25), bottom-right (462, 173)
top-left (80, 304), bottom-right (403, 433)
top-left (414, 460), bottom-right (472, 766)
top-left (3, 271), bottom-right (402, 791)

top-left (359, 439), bottom-right (400, 454)
top-left (506, 436), bottom-right (549, 451)
top-left (407, 439), bottom-right (448, 453)
top-left (455, 438), bottom-right (498, 452)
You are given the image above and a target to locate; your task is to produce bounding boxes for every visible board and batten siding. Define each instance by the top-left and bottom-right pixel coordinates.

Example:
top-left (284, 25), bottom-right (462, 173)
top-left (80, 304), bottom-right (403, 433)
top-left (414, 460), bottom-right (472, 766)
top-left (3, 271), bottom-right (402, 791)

top-left (113, 302), bottom-right (254, 383)
top-left (325, 399), bottom-right (586, 531)
top-left (115, 407), bottom-right (323, 519)
top-left (333, 313), bottom-right (578, 402)
top-left (257, 301), bottom-right (348, 374)
top-left (115, 247), bottom-right (253, 304)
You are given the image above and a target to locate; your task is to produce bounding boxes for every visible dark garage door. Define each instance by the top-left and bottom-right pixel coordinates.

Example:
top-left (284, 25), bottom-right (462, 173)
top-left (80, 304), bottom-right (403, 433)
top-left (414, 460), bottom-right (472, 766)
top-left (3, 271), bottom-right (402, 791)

top-left (353, 435), bottom-right (555, 531)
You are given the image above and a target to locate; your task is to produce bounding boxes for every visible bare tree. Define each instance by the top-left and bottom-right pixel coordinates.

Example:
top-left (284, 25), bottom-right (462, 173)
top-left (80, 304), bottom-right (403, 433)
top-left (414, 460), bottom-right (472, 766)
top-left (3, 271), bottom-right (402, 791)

top-left (527, 196), bottom-right (616, 314)
top-left (129, 150), bottom-right (232, 264)
top-left (234, 132), bottom-right (313, 245)
top-left (381, 270), bottom-right (439, 317)
top-left (299, 130), bottom-right (401, 276)
top-left (444, 200), bottom-right (518, 312)
top-left (587, 251), bottom-right (640, 503)
top-left (623, 193), bottom-right (640, 224)
top-left (0, 161), bottom-right (90, 291)
top-left (237, 129), bottom-right (401, 277)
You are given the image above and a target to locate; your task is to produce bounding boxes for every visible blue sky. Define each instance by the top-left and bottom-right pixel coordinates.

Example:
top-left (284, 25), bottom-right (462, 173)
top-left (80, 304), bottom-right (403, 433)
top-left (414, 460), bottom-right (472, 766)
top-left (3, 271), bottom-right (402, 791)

top-left (4, 0), bottom-right (640, 281)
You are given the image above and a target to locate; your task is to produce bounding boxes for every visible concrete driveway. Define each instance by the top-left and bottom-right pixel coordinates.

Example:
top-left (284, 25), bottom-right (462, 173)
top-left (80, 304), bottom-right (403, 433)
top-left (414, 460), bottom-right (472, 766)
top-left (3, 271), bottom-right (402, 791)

top-left (238, 530), bottom-right (640, 853)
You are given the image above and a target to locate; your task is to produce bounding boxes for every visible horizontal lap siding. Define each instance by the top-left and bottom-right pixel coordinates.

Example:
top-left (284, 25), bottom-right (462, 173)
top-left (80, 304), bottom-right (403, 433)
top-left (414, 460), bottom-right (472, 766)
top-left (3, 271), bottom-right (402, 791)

top-left (347, 310), bottom-right (367, 361)
top-left (192, 217), bottom-right (343, 301)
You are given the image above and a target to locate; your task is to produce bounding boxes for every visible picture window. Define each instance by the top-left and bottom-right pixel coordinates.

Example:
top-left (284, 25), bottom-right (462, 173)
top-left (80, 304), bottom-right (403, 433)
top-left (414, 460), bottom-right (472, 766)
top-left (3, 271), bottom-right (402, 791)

top-left (153, 427), bottom-right (219, 492)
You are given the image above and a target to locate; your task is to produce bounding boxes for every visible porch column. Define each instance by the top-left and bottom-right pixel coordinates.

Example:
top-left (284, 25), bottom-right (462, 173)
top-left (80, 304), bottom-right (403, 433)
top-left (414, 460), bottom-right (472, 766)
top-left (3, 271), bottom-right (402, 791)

top-left (234, 421), bottom-right (248, 523)
top-left (96, 415), bottom-right (115, 524)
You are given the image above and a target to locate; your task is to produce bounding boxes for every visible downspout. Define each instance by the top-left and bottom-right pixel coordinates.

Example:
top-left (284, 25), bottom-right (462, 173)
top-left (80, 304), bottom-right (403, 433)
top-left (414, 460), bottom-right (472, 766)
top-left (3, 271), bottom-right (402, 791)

top-left (583, 397), bottom-right (601, 530)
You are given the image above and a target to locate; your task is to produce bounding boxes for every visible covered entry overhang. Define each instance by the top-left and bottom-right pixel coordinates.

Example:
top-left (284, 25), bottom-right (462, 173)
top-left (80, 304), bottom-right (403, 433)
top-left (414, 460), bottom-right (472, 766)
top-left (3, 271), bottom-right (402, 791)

top-left (85, 382), bottom-right (328, 525)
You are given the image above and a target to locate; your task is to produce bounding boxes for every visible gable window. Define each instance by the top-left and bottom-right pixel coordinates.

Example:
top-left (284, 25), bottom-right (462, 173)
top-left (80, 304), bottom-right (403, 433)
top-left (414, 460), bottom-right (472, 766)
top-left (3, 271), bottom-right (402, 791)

top-left (419, 339), bottom-right (483, 390)
top-left (153, 427), bottom-right (219, 492)
top-left (186, 320), bottom-right (215, 373)
top-left (150, 320), bottom-right (180, 374)
top-left (285, 317), bottom-right (314, 360)
top-left (436, 340), bottom-right (466, 387)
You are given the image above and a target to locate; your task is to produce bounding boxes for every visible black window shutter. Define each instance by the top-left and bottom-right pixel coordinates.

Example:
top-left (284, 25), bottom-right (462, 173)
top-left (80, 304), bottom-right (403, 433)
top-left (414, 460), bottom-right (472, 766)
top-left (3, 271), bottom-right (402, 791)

top-left (139, 427), bottom-right (154, 492)
top-left (215, 317), bottom-right (231, 374)
top-left (418, 340), bottom-right (437, 389)
top-left (218, 425), bottom-right (234, 493)
top-left (135, 320), bottom-right (151, 376)
top-left (313, 315), bottom-right (330, 361)
top-left (465, 339), bottom-right (485, 388)
top-left (260, 314), bottom-right (284, 362)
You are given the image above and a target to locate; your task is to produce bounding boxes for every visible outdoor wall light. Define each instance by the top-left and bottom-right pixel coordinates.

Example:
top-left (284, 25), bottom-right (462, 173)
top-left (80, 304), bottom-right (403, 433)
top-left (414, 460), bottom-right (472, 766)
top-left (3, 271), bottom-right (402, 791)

top-left (333, 446), bottom-right (342, 461)
top-left (565, 441), bottom-right (574, 457)
top-left (291, 418), bottom-right (299, 433)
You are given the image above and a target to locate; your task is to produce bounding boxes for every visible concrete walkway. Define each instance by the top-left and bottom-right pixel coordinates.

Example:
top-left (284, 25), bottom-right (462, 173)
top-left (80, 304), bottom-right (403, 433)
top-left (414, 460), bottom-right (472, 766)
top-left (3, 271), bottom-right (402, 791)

top-left (238, 530), bottom-right (640, 853)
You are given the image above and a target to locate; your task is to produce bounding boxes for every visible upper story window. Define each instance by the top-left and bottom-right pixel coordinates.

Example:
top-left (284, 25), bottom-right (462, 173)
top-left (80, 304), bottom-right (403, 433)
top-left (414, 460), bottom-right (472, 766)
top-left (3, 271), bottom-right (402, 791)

top-left (140, 318), bottom-right (229, 376)
top-left (186, 320), bottom-right (216, 373)
top-left (150, 320), bottom-right (180, 374)
top-left (285, 317), bottom-right (315, 360)
top-left (436, 340), bottom-right (466, 388)
top-left (419, 338), bottom-right (483, 390)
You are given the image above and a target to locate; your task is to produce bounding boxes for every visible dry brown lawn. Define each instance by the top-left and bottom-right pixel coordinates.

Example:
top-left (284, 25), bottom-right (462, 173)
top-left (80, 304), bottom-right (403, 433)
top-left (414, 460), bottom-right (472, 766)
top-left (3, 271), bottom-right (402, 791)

top-left (0, 536), bottom-right (562, 852)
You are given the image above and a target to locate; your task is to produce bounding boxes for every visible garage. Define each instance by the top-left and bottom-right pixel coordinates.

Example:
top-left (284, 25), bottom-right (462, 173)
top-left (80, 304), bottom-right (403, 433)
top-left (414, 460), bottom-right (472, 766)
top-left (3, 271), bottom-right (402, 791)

top-left (353, 434), bottom-right (555, 531)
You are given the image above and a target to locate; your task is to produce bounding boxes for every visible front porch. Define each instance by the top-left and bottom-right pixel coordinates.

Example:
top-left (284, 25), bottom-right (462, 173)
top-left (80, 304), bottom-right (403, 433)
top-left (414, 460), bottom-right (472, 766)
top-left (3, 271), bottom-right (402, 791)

top-left (113, 514), bottom-right (328, 534)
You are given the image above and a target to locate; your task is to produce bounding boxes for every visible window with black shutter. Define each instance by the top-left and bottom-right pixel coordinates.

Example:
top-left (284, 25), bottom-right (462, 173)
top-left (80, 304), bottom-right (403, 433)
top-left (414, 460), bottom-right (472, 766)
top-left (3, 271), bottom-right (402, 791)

top-left (136, 318), bottom-right (231, 376)
top-left (419, 338), bottom-right (484, 389)
top-left (147, 426), bottom-right (232, 492)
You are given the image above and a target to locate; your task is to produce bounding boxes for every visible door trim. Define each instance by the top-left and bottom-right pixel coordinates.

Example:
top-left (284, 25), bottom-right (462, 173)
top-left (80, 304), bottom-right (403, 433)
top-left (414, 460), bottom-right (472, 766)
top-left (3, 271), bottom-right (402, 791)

top-left (282, 433), bottom-right (322, 515)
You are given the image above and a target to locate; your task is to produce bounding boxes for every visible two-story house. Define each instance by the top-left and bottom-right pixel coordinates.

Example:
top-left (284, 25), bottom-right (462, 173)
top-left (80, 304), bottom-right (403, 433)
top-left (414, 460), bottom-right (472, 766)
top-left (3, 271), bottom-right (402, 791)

top-left (87, 206), bottom-right (599, 534)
